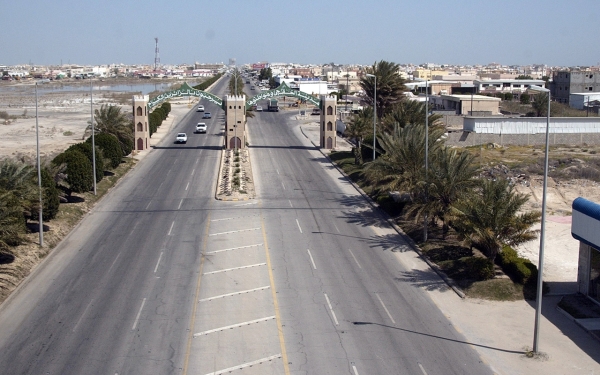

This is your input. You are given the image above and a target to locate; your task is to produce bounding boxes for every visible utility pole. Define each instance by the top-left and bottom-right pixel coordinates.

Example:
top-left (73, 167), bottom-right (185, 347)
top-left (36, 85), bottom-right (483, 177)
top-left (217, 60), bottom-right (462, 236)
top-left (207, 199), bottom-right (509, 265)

top-left (35, 83), bottom-right (43, 247)
top-left (154, 37), bottom-right (160, 72)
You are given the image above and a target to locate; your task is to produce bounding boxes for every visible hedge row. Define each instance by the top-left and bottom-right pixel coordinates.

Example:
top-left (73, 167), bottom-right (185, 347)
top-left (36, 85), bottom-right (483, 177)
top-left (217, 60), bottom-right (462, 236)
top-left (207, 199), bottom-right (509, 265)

top-left (497, 246), bottom-right (538, 285)
top-left (149, 102), bottom-right (171, 136)
top-left (193, 73), bottom-right (223, 91)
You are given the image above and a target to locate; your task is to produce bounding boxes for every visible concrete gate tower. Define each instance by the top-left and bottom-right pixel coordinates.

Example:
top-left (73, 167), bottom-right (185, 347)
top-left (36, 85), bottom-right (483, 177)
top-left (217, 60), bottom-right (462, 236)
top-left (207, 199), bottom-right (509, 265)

top-left (133, 95), bottom-right (150, 151)
top-left (320, 95), bottom-right (337, 149)
top-left (225, 95), bottom-right (246, 149)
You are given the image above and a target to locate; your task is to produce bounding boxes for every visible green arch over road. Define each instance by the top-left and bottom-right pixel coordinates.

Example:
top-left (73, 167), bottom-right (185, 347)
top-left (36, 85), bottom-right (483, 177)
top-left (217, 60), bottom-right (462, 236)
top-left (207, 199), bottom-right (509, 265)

top-left (148, 82), bottom-right (223, 109)
top-left (246, 82), bottom-right (319, 109)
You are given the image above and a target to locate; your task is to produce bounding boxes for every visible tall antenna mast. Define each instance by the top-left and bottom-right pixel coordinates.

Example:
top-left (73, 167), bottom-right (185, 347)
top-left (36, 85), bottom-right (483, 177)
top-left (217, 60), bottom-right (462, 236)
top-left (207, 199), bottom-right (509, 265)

top-left (154, 37), bottom-right (160, 71)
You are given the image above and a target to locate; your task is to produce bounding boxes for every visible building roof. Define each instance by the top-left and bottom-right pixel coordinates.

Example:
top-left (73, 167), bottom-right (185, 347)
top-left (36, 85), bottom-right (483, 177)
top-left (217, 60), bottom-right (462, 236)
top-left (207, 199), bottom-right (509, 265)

top-left (441, 94), bottom-right (501, 101)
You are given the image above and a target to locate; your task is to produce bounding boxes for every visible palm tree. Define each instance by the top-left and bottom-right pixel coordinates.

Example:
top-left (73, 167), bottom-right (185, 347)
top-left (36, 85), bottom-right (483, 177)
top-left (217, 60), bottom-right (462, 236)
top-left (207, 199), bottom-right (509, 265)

top-left (363, 123), bottom-right (445, 199)
top-left (360, 60), bottom-right (407, 119)
top-left (382, 100), bottom-right (442, 134)
top-left (228, 69), bottom-right (244, 96)
top-left (93, 104), bottom-right (134, 155)
top-left (451, 178), bottom-right (541, 262)
top-left (0, 159), bottom-right (38, 218)
top-left (405, 148), bottom-right (479, 237)
top-left (345, 107), bottom-right (373, 164)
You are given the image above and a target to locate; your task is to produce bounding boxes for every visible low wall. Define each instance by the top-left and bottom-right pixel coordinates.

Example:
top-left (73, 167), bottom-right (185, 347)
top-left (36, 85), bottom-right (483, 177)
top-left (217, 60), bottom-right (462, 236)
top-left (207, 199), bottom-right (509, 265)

top-left (445, 130), bottom-right (600, 146)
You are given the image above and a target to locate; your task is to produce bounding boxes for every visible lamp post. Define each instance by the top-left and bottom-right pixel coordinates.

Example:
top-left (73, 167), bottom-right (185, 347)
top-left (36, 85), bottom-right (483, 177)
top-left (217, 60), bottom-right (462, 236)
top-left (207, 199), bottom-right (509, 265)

top-left (424, 80), bottom-right (429, 242)
top-left (35, 82), bottom-right (43, 247)
top-left (529, 84), bottom-right (551, 354)
top-left (90, 77), bottom-right (96, 195)
top-left (365, 73), bottom-right (377, 160)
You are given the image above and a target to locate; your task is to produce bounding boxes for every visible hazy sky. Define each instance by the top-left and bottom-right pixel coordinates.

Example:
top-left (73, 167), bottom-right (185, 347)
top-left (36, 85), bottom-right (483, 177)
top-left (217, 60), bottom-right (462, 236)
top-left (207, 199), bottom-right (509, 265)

top-left (4, 0), bottom-right (599, 67)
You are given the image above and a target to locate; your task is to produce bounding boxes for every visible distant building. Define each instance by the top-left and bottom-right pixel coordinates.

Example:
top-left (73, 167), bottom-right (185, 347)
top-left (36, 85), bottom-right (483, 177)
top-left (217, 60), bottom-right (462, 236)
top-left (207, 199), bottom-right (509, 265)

top-left (432, 94), bottom-right (501, 115)
top-left (474, 79), bottom-right (545, 95)
top-left (552, 70), bottom-right (600, 104)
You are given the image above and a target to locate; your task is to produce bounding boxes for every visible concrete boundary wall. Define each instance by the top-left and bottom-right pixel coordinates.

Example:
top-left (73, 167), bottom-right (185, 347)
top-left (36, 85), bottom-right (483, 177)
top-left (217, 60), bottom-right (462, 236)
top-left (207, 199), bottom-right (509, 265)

top-left (445, 130), bottom-right (600, 147)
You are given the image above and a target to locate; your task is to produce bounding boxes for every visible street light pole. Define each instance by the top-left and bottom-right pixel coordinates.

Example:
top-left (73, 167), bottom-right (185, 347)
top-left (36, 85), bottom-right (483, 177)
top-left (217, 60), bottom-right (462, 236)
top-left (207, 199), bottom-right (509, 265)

top-left (35, 82), bottom-right (43, 247)
top-left (366, 74), bottom-right (377, 160)
top-left (530, 85), bottom-right (551, 354)
top-left (424, 80), bottom-right (429, 242)
top-left (90, 77), bottom-right (96, 195)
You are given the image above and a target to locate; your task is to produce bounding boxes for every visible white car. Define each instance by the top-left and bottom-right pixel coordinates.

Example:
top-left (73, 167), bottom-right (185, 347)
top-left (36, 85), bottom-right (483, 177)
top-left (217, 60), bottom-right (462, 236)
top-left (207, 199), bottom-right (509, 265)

top-left (196, 123), bottom-right (207, 133)
top-left (176, 133), bottom-right (187, 143)
top-left (196, 105), bottom-right (205, 112)
top-left (256, 106), bottom-right (263, 112)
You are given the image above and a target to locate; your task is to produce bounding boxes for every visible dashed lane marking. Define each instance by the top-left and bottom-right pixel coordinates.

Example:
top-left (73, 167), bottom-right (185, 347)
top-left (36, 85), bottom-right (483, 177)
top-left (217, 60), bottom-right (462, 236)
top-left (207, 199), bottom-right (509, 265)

top-left (324, 293), bottom-right (339, 325)
top-left (307, 249), bottom-right (317, 270)
top-left (193, 316), bottom-right (275, 337)
top-left (348, 249), bottom-right (362, 269)
top-left (205, 243), bottom-right (264, 254)
top-left (203, 263), bottom-right (266, 275)
top-left (208, 227), bottom-right (260, 236)
top-left (199, 286), bottom-right (270, 302)
top-left (154, 252), bottom-right (163, 273)
top-left (203, 354), bottom-right (282, 375)
top-left (132, 298), bottom-right (146, 330)
top-left (376, 293), bottom-right (396, 324)
top-left (296, 219), bottom-right (303, 233)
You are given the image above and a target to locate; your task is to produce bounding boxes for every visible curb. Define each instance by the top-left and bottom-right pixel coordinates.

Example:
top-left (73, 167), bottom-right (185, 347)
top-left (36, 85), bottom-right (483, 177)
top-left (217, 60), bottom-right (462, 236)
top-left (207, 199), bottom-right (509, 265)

top-left (299, 125), bottom-right (466, 299)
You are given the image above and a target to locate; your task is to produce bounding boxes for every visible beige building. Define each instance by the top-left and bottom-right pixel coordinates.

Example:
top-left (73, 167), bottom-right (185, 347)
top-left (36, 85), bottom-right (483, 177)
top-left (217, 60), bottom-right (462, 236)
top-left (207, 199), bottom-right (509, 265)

top-left (320, 95), bottom-right (337, 149)
top-left (225, 95), bottom-right (246, 149)
top-left (434, 94), bottom-right (501, 115)
top-left (133, 95), bottom-right (150, 151)
top-left (413, 69), bottom-right (448, 80)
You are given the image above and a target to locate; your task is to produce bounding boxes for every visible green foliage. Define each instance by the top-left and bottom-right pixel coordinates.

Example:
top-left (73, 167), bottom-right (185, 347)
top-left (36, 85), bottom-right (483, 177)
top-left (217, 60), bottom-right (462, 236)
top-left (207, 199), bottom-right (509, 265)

top-left (228, 69), bottom-right (244, 96)
top-left (53, 150), bottom-right (94, 193)
top-left (520, 93), bottom-right (531, 104)
top-left (0, 190), bottom-right (27, 250)
top-left (531, 93), bottom-right (549, 117)
top-left (452, 179), bottom-right (541, 261)
top-left (94, 104), bottom-right (134, 156)
top-left (149, 111), bottom-right (162, 136)
top-left (193, 73), bottom-right (223, 91)
top-left (503, 93), bottom-right (514, 101)
top-left (258, 67), bottom-right (273, 81)
top-left (66, 143), bottom-right (104, 183)
top-left (31, 168), bottom-right (60, 221)
top-left (515, 75), bottom-right (533, 80)
top-left (345, 107), bottom-right (373, 164)
top-left (382, 100), bottom-right (442, 133)
top-left (87, 133), bottom-right (122, 169)
top-left (463, 257), bottom-right (495, 281)
top-left (360, 60), bottom-right (407, 118)
top-left (497, 246), bottom-right (536, 284)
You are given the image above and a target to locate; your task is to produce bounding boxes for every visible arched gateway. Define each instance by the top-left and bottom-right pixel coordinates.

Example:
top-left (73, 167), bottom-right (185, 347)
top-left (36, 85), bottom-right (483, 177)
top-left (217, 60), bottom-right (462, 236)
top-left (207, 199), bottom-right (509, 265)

top-left (139, 80), bottom-right (332, 151)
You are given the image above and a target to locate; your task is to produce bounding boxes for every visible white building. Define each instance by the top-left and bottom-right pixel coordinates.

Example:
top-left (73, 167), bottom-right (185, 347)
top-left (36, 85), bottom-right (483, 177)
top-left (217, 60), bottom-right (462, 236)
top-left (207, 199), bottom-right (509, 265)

top-left (474, 79), bottom-right (546, 94)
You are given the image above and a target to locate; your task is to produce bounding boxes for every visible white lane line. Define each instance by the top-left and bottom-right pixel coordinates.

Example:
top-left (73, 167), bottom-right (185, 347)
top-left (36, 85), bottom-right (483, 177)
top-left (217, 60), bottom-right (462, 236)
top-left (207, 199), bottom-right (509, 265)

top-left (376, 293), bottom-right (396, 324)
top-left (211, 214), bottom-right (260, 222)
top-left (333, 223), bottom-right (340, 233)
top-left (209, 227), bottom-right (260, 236)
top-left (166, 169), bottom-right (171, 176)
top-left (168, 221), bottom-right (175, 235)
top-left (107, 252), bottom-right (121, 274)
top-left (159, 182), bottom-right (164, 189)
top-left (204, 354), bottom-right (281, 375)
top-left (348, 249), bottom-right (362, 269)
top-left (129, 221), bottom-right (140, 234)
top-left (307, 249), bottom-right (317, 270)
top-left (352, 365), bottom-right (360, 375)
top-left (281, 181), bottom-right (286, 190)
top-left (145, 201), bottom-right (152, 210)
top-left (178, 199), bottom-right (183, 210)
top-left (73, 299), bottom-right (93, 332)
top-left (193, 316), bottom-right (275, 337)
top-left (132, 298), bottom-right (147, 330)
top-left (191, 168), bottom-right (196, 176)
top-left (199, 286), bottom-right (270, 302)
top-left (154, 252), bottom-right (164, 273)
top-left (233, 201), bottom-right (258, 207)
top-left (418, 363), bottom-right (428, 375)
top-left (206, 243), bottom-right (263, 254)
top-left (288, 200), bottom-right (293, 208)
top-left (185, 182), bottom-right (189, 191)
top-left (276, 169), bottom-right (280, 175)
top-left (203, 263), bottom-right (266, 275)
top-left (296, 219), bottom-right (303, 233)
top-left (324, 293), bottom-right (339, 325)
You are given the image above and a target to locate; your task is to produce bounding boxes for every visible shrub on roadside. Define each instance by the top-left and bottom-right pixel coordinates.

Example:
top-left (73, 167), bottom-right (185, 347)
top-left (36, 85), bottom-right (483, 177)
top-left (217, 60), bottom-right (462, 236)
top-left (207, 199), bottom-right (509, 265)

top-left (463, 257), bottom-right (495, 281)
top-left (31, 168), bottom-right (60, 221)
top-left (87, 133), bottom-right (122, 169)
top-left (52, 150), bottom-right (93, 193)
top-left (497, 245), bottom-right (537, 284)
top-left (66, 143), bottom-right (104, 183)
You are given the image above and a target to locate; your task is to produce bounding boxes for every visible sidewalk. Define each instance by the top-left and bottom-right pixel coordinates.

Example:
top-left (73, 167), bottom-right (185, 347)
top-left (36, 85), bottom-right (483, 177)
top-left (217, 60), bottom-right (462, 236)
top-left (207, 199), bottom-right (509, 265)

top-left (298, 120), bottom-right (600, 374)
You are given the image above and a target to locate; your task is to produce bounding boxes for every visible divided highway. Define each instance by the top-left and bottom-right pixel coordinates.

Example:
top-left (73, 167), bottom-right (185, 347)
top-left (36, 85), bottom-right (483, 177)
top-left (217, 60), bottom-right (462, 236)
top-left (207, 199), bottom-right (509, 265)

top-left (0, 77), bottom-right (492, 374)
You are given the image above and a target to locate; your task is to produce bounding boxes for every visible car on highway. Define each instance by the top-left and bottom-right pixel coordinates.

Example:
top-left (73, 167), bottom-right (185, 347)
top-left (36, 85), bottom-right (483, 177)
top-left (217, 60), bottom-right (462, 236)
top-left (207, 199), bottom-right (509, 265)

top-left (256, 106), bottom-right (263, 112)
top-left (202, 112), bottom-right (212, 119)
top-left (196, 105), bottom-right (205, 112)
top-left (195, 123), bottom-right (207, 133)
top-left (176, 133), bottom-right (187, 143)
top-left (250, 86), bottom-right (255, 90)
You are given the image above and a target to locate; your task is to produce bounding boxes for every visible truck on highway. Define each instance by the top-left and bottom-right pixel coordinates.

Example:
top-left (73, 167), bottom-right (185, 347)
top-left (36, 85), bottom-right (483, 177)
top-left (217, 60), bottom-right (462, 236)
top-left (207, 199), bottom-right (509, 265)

top-left (267, 98), bottom-right (279, 112)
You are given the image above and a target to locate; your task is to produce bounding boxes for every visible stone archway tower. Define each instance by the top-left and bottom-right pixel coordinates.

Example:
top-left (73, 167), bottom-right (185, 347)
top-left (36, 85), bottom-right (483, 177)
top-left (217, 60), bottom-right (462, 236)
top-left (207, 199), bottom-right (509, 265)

top-left (133, 95), bottom-right (150, 151)
top-left (320, 95), bottom-right (337, 149)
top-left (225, 95), bottom-right (246, 149)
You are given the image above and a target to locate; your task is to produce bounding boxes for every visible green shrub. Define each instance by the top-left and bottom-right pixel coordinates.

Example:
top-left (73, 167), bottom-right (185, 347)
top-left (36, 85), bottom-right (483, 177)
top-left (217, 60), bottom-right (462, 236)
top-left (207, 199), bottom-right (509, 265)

top-left (87, 133), bottom-right (122, 169)
top-left (66, 142), bottom-right (104, 183)
top-left (31, 168), bottom-right (60, 221)
top-left (498, 245), bottom-right (536, 284)
top-left (463, 257), bottom-right (495, 281)
top-left (52, 150), bottom-right (93, 193)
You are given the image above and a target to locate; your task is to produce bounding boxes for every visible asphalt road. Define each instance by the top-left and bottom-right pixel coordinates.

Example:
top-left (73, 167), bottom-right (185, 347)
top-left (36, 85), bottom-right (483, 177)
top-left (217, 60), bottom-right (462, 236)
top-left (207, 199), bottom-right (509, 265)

top-left (0, 76), bottom-right (493, 375)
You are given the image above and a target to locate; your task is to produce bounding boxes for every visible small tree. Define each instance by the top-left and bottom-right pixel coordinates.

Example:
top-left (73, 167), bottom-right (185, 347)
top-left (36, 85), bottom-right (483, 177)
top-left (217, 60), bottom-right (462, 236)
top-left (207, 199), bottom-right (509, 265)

top-left (31, 167), bottom-right (60, 221)
top-left (520, 93), bottom-right (531, 104)
top-left (66, 142), bottom-right (104, 183)
top-left (52, 150), bottom-right (94, 193)
top-left (87, 133), bottom-right (122, 169)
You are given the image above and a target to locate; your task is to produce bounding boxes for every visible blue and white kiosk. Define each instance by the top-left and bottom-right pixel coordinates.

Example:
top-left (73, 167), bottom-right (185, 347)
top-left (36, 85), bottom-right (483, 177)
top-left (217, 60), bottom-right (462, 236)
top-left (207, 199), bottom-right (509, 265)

top-left (572, 197), bottom-right (600, 304)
